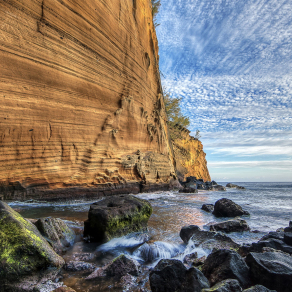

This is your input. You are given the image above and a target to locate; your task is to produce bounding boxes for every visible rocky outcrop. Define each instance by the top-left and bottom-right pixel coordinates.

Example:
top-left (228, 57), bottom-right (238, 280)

top-left (213, 198), bottom-right (250, 217)
top-left (84, 194), bottom-right (152, 242)
top-left (169, 124), bottom-right (211, 182)
top-left (0, 0), bottom-right (177, 200)
top-left (0, 201), bottom-right (64, 291)
top-left (209, 218), bottom-right (250, 233)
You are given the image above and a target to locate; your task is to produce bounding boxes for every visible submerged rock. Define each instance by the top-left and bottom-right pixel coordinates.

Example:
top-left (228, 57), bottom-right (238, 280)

top-left (211, 185), bottom-right (226, 191)
top-left (35, 217), bottom-right (75, 254)
top-left (284, 226), bottom-right (292, 246)
top-left (201, 204), bottom-right (214, 213)
top-left (179, 187), bottom-right (198, 193)
top-left (226, 183), bottom-right (246, 190)
top-left (246, 251), bottom-right (292, 292)
top-left (183, 252), bottom-right (198, 265)
top-left (180, 225), bottom-right (240, 251)
top-left (202, 279), bottom-right (242, 292)
top-left (242, 285), bottom-right (276, 292)
top-left (209, 218), bottom-right (250, 233)
top-left (202, 249), bottom-right (251, 288)
top-left (149, 259), bottom-right (209, 292)
top-left (213, 198), bottom-right (250, 217)
top-left (86, 254), bottom-right (141, 280)
top-left (64, 261), bottom-right (96, 272)
top-left (84, 194), bottom-right (152, 242)
top-left (0, 201), bottom-right (64, 291)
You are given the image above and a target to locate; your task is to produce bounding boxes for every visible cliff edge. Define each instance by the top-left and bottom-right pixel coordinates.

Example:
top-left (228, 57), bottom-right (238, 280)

top-left (0, 0), bottom-right (176, 200)
top-left (169, 124), bottom-right (211, 182)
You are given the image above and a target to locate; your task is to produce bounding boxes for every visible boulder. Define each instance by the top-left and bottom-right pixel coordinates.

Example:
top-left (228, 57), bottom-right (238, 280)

top-left (213, 198), bottom-right (250, 217)
top-left (84, 194), bottom-right (152, 242)
top-left (201, 204), bottom-right (214, 213)
top-left (192, 256), bottom-right (207, 267)
top-left (211, 185), bottom-right (226, 191)
top-left (35, 217), bottom-right (75, 254)
top-left (53, 287), bottom-right (77, 292)
top-left (226, 183), bottom-right (246, 190)
top-left (212, 181), bottom-right (218, 186)
top-left (179, 187), bottom-right (198, 193)
top-left (202, 249), bottom-right (251, 288)
top-left (86, 254), bottom-right (141, 280)
top-left (209, 218), bottom-right (250, 233)
top-left (149, 259), bottom-right (209, 292)
top-left (246, 251), bottom-right (292, 292)
top-left (64, 261), bottom-right (96, 272)
top-left (284, 226), bottom-right (292, 246)
top-left (180, 225), bottom-right (240, 251)
top-left (180, 225), bottom-right (201, 243)
top-left (243, 285), bottom-right (276, 292)
top-left (0, 201), bottom-right (64, 291)
top-left (202, 279), bottom-right (242, 292)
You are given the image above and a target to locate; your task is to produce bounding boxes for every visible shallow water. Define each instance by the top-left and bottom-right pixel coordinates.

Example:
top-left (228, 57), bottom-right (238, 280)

top-left (8, 182), bottom-right (292, 291)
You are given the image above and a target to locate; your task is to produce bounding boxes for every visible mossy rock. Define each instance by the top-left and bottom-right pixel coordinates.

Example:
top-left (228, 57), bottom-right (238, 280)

top-left (84, 195), bottom-right (152, 242)
top-left (0, 201), bottom-right (64, 290)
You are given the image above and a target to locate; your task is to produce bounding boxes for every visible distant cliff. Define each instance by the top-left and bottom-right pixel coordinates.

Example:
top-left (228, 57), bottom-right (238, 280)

top-left (0, 0), bottom-right (177, 200)
top-left (169, 124), bottom-right (211, 182)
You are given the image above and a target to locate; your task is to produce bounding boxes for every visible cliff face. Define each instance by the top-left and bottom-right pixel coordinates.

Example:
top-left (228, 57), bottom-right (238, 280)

top-left (0, 0), bottom-right (176, 200)
top-left (170, 124), bottom-right (211, 182)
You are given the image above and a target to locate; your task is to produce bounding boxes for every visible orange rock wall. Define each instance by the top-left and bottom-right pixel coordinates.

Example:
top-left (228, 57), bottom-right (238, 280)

top-left (170, 125), bottom-right (211, 182)
top-left (0, 0), bottom-right (176, 199)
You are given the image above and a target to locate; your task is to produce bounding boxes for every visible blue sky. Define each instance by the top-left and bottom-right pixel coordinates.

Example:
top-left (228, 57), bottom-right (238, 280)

top-left (156, 0), bottom-right (292, 182)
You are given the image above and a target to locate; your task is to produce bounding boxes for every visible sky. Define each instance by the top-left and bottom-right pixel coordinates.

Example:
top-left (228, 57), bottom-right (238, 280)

top-left (156, 0), bottom-right (292, 182)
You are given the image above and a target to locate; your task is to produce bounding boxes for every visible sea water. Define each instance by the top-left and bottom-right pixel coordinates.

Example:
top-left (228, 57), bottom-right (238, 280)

top-left (7, 182), bottom-right (292, 291)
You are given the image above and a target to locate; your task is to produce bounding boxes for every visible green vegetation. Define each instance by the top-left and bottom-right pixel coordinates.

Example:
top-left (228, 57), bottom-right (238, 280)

top-left (151, 0), bottom-right (161, 27)
top-left (164, 91), bottom-right (190, 128)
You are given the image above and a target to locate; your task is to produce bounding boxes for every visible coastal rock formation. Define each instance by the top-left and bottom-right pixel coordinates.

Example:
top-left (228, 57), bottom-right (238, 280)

top-left (213, 198), bottom-right (250, 217)
top-left (84, 194), bottom-right (152, 242)
top-left (169, 124), bottom-right (211, 182)
top-left (0, 0), bottom-right (176, 200)
top-left (209, 218), bottom-right (250, 233)
top-left (0, 201), bottom-right (64, 291)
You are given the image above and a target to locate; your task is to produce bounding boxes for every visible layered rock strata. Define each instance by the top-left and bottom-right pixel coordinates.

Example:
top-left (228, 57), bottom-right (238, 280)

top-left (0, 0), bottom-right (176, 199)
top-left (169, 124), bottom-right (211, 182)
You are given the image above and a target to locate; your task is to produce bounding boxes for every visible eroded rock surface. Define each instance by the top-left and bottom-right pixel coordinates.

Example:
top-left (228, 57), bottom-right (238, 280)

top-left (84, 195), bottom-right (152, 242)
top-left (0, 201), bottom-right (64, 291)
top-left (0, 0), bottom-right (178, 200)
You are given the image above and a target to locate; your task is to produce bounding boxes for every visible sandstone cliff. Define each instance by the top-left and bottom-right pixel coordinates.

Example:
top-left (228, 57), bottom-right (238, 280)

top-left (0, 0), bottom-right (176, 200)
top-left (169, 124), bottom-right (211, 182)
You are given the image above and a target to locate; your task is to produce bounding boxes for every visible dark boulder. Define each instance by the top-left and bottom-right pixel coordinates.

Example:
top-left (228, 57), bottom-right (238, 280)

top-left (86, 254), bottom-right (141, 280)
top-left (226, 183), bottom-right (245, 190)
top-left (246, 251), bottom-right (292, 292)
top-left (192, 255), bottom-right (207, 267)
top-left (0, 201), bottom-right (64, 291)
top-left (183, 252), bottom-right (198, 265)
top-left (180, 225), bottom-right (240, 251)
top-left (284, 226), bottom-right (292, 246)
top-left (212, 185), bottom-right (226, 191)
top-left (64, 261), bottom-right (96, 272)
top-left (84, 194), bottom-right (152, 242)
top-left (180, 225), bottom-right (201, 243)
top-left (212, 181), bottom-right (218, 186)
top-left (209, 218), bottom-right (250, 233)
top-left (213, 198), bottom-right (250, 217)
top-left (35, 217), bottom-right (75, 254)
top-left (202, 204), bottom-right (214, 212)
top-left (243, 285), bottom-right (276, 292)
top-left (149, 259), bottom-right (209, 292)
top-left (202, 279), bottom-right (242, 292)
top-left (179, 187), bottom-right (198, 193)
top-left (202, 249), bottom-right (251, 288)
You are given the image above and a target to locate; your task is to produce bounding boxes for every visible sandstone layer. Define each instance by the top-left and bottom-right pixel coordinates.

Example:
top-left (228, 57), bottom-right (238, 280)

top-left (0, 0), bottom-right (176, 200)
top-left (169, 124), bottom-right (211, 182)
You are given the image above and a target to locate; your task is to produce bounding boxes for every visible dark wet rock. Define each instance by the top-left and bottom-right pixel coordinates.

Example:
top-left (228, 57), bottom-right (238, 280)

top-left (35, 217), bottom-right (75, 254)
top-left (238, 244), bottom-right (253, 257)
top-left (246, 251), bottom-right (292, 292)
top-left (192, 256), bottom-right (207, 267)
top-left (202, 279), bottom-right (242, 292)
top-left (72, 252), bottom-right (95, 262)
top-left (213, 198), bottom-right (250, 217)
top-left (209, 218), bottom-right (250, 233)
top-left (119, 273), bottom-right (137, 290)
top-left (183, 252), bottom-right (198, 265)
top-left (33, 280), bottom-right (64, 292)
top-left (0, 201), bottom-right (64, 291)
top-left (84, 194), bottom-right (152, 243)
top-left (242, 285), bottom-right (276, 292)
top-left (201, 204), bottom-right (214, 213)
top-left (290, 221), bottom-right (292, 228)
top-left (211, 185), bottom-right (226, 191)
top-left (149, 259), bottom-right (209, 292)
top-left (64, 261), bottom-right (96, 272)
top-left (250, 238), bottom-right (292, 254)
top-left (236, 186), bottom-right (246, 190)
top-left (202, 249), bottom-right (251, 288)
top-left (179, 187), bottom-right (198, 193)
top-left (284, 226), bottom-right (292, 245)
top-left (226, 183), bottom-right (245, 190)
top-left (86, 254), bottom-right (141, 280)
top-left (212, 181), bottom-right (218, 186)
top-left (260, 231), bottom-right (284, 241)
top-left (133, 241), bottom-right (181, 262)
top-left (180, 225), bottom-right (201, 243)
top-left (53, 287), bottom-right (77, 292)
top-left (180, 225), bottom-right (240, 250)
